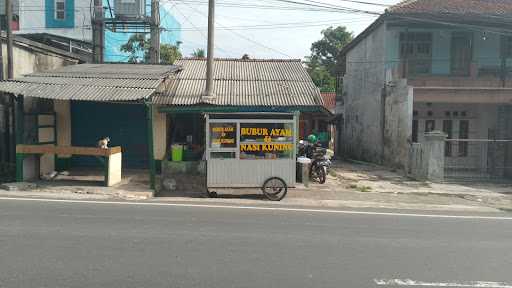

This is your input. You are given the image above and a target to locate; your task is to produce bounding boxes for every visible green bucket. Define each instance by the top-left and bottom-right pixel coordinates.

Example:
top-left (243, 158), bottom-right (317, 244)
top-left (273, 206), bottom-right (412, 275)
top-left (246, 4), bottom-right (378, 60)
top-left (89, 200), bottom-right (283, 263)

top-left (171, 144), bottom-right (184, 162)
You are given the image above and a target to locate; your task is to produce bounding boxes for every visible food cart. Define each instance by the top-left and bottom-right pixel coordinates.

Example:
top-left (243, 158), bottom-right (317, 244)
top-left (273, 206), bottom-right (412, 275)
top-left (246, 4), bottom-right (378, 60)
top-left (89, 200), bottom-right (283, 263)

top-left (205, 113), bottom-right (298, 200)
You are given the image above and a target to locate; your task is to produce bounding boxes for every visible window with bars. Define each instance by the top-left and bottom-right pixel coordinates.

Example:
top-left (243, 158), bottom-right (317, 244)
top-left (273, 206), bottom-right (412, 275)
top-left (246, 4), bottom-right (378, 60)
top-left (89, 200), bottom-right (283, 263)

top-left (400, 32), bottom-right (433, 75)
top-left (443, 120), bottom-right (453, 157)
top-left (55, 0), bottom-right (65, 20)
top-left (458, 120), bottom-right (469, 157)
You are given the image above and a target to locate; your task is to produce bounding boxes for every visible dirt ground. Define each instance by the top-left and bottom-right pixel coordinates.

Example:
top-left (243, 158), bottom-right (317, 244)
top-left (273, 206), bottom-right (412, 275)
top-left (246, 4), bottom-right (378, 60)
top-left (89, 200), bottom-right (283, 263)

top-left (318, 161), bottom-right (512, 212)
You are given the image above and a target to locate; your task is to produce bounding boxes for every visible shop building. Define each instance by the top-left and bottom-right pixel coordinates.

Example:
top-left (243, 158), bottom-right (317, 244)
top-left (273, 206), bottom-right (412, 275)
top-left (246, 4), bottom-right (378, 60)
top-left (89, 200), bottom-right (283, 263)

top-left (1, 59), bottom-right (329, 193)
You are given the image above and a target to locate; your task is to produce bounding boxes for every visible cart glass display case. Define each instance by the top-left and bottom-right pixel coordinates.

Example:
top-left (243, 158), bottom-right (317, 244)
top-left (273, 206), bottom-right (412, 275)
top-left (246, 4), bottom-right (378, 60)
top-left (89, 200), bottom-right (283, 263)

top-left (206, 114), bottom-right (297, 188)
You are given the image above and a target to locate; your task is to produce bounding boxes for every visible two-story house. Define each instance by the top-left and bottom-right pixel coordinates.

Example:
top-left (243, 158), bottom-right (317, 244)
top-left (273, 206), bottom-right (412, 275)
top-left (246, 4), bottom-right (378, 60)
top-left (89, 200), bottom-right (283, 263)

top-left (338, 0), bottom-right (512, 179)
top-left (0, 0), bottom-right (181, 62)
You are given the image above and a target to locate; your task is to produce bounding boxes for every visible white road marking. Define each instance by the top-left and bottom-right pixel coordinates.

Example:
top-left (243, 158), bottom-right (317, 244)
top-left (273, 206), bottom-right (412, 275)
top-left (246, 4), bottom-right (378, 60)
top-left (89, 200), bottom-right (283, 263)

top-left (374, 279), bottom-right (512, 288)
top-left (1, 196), bottom-right (512, 220)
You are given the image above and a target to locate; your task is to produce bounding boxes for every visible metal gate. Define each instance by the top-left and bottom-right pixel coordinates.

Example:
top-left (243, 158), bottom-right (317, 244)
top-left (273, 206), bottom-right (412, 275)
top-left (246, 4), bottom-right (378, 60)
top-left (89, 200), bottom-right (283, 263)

top-left (444, 139), bottom-right (512, 181)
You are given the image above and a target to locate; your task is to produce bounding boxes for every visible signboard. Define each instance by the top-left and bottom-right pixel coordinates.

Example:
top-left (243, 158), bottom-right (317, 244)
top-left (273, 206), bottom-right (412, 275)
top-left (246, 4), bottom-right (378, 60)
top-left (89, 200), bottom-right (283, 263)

top-left (209, 123), bottom-right (237, 148)
top-left (239, 123), bottom-right (294, 159)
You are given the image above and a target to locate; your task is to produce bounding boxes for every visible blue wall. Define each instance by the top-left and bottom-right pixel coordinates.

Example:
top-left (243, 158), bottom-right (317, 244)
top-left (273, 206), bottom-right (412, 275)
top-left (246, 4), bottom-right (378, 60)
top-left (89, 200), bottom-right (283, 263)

top-left (104, 2), bottom-right (181, 62)
top-left (45, 0), bottom-right (75, 28)
top-left (386, 27), bottom-right (504, 76)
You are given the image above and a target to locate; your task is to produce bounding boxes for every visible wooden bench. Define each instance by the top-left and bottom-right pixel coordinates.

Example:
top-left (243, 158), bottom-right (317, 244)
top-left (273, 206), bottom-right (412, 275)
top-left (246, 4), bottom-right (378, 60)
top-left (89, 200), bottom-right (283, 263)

top-left (16, 145), bottom-right (123, 187)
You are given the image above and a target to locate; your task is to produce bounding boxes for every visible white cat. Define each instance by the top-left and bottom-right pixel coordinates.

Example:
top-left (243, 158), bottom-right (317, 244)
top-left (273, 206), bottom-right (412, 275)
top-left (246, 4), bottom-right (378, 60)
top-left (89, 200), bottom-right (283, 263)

top-left (97, 137), bottom-right (110, 149)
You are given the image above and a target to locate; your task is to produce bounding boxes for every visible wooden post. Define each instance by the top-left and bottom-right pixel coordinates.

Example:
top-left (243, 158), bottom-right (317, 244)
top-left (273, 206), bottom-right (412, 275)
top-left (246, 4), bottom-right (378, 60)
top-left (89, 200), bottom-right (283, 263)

top-left (146, 103), bottom-right (156, 190)
top-left (15, 95), bottom-right (23, 181)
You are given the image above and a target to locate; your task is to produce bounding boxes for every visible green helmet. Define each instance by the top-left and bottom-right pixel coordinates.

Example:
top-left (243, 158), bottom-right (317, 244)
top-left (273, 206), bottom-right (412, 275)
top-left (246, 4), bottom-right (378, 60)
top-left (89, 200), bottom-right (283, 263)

top-left (307, 134), bottom-right (317, 143)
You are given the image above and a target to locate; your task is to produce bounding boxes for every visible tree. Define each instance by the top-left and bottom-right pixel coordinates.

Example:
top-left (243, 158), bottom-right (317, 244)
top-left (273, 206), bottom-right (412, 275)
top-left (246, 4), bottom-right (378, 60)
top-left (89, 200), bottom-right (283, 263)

top-left (307, 26), bottom-right (353, 91)
top-left (120, 34), bottom-right (182, 64)
top-left (120, 34), bottom-right (147, 63)
top-left (191, 48), bottom-right (205, 58)
top-left (161, 42), bottom-right (182, 64)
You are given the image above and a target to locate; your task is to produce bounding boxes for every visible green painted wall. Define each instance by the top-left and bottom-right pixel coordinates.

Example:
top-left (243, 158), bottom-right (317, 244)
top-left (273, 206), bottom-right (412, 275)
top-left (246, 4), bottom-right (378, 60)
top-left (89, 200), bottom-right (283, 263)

top-left (386, 27), bottom-right (505, 75)
top-left (70, 101), bottom-right (149, 169)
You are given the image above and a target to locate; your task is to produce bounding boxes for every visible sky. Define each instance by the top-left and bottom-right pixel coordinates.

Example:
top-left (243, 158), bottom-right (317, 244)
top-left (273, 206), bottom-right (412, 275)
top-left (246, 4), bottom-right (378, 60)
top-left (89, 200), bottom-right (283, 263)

top-left (164, 0), bottom-right (402, 60)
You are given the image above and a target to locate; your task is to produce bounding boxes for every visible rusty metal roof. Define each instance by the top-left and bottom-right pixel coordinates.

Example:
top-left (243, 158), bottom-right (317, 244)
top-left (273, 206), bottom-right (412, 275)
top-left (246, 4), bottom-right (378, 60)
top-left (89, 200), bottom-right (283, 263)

top-left (0, 63), bottom-right (180, 102)
top-left (152, 58), bottom-right (323, 107)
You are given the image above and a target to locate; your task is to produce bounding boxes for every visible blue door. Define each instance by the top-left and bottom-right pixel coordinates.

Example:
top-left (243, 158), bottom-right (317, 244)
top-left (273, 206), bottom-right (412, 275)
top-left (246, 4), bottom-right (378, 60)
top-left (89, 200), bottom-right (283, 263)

top-left (71, 101), bottom-right (148, 168)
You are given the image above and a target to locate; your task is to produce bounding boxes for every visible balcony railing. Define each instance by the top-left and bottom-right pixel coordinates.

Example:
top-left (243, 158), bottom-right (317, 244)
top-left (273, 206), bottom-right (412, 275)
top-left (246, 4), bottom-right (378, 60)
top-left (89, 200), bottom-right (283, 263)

top-left (392, 58), bottom-right (512, 88)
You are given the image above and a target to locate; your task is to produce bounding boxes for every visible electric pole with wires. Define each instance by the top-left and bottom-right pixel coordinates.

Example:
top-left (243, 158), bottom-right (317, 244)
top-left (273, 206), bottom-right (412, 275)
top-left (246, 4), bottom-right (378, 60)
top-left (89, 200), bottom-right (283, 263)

top-left (204, 0), bottom-right (215, 99)
top-left (149, 0), bottom-right (160, 64)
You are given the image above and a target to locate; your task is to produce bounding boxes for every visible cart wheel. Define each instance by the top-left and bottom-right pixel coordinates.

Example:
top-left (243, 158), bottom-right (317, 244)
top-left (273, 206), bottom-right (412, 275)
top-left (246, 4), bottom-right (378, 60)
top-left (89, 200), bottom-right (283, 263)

top-left (262, 177), bottom-right (288, 201)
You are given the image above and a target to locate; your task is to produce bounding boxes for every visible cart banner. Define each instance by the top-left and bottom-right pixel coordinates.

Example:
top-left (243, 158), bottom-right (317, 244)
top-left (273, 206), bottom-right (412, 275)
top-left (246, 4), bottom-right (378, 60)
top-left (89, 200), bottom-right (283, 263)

top-left (239, 123), bottom-right (295, 160)
top-left (240, 128), bottom-right (293, 138)
top-left (240, 143), bottom-right (294, 152)
top-left (210, 123), bottom-right (237, 148)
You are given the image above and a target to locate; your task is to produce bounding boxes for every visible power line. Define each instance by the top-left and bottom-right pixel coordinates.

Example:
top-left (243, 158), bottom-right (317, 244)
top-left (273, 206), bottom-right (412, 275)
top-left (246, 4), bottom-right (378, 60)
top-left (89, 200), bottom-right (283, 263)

top-left (268, 0), bottom-right (382, 15)
top-left (331, 0), bottom-right (391, 7)
top-left (181, 1), bottom-right (294, 58)
top-left (161, 18), bottom-right (372, 31)
top-left (171, 4), bottom-right (232, 55)
top-left (172, 0), bottom-right (379, 13)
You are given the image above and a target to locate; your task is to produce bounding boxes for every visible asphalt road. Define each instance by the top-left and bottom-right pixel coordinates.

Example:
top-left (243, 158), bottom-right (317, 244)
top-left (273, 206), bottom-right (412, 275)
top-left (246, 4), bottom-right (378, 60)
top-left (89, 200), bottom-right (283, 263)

top-left (1, 198), bottom-right (512, 288)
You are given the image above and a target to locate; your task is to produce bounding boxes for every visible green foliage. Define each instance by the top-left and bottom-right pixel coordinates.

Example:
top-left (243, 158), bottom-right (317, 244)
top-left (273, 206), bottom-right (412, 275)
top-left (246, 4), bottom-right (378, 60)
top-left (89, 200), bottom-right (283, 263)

top-left (306, 26), bottom-right (353, 92)
top-left (120, 34), bottom-right (182, 64)
top-left (192, 48), bottom-right (205, 58)
top-left (306, 58), bottom-right (336, 92)
top-left (160, 42), bottom-right (182, 64)
top-left (120, 34), bottom-right (148, 63)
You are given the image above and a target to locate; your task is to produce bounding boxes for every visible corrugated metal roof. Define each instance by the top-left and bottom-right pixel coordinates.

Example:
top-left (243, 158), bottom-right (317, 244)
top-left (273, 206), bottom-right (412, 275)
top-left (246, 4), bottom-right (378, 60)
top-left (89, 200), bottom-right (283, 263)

top-left (0, 63), bottom-right (180, 102)
top-left (18, 76), bottom-right (161, 89)
top-left (153, 58), bottom-right (323, 107)
top-left (0, 82), bottom-right (154, 101)
top-left (29, 63), bottom-right (178, 79)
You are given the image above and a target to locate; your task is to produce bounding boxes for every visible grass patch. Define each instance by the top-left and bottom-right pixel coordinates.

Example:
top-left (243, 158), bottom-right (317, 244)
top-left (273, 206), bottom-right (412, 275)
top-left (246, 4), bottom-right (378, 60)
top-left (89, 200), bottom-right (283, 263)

top-left (348, 183), bottom-right (372, 192)
top-left (357, 186), bottom-right (372, 192)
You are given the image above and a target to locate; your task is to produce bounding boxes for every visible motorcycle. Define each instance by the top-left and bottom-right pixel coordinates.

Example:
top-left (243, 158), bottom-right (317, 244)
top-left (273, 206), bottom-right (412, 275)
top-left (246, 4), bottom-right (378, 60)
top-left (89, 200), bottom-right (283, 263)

top-left (298, 140), bottom-right (333, 184)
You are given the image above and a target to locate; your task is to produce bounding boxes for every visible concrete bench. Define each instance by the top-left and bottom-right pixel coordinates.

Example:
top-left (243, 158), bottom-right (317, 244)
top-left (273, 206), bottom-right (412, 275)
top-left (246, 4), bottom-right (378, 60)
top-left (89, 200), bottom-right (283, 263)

top-left (16, 145), bottom-right (122, 187)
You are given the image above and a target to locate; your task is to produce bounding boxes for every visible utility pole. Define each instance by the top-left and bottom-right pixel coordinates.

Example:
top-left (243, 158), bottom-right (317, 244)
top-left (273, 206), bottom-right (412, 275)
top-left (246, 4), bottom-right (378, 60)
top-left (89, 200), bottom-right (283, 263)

top-left (6, 0), bottom-right (13, 79)
top-left (205, 0), bottom-right (215, 98)
top-left (5, 0), bottom-right (15, 163)
top-left (0, 21), bottom-right (4, 81)
top-left (149, 0), bottom-right (160, 64)
top-left (92, 0), bottom-right (104, 63)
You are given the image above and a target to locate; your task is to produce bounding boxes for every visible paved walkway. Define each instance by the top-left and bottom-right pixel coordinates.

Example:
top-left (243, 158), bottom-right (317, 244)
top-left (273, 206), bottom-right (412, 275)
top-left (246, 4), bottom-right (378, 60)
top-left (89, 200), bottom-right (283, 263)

top-left (1, 162), bottom-right (512, 212)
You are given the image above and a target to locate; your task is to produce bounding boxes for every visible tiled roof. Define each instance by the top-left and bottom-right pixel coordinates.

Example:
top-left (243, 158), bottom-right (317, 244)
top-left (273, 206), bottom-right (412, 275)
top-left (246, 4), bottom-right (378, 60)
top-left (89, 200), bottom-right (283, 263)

top-left (153, 58), bottom-right (324, 107)
top-left (0, 64), bottom-right (180, 101)
top-left (321, 92), bottom-right (336, 112)
top-left (341, 0), bottom-right (512, 57)
top-left (388, 0), bottom-right (512, 19)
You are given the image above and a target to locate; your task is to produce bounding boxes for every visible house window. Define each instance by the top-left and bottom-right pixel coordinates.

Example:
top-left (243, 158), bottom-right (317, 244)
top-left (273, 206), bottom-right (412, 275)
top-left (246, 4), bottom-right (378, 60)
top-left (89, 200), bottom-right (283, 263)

top-left (451, 32), bottom-right (472, 76)
top-left (55, 0), bottom-right (65, 20)
top-left (458, 120), bottom-right (469, 157)
top-left (443, 120), bottom-right (453, 157)
top-left (400, 32), bottom-right (433, 75)
top-left (412, 119), bottom-right (419, 143)
top-left (503, 36), bottom-right (512, 58)
top-left (425, 120), bottom-right (435, 133)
